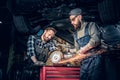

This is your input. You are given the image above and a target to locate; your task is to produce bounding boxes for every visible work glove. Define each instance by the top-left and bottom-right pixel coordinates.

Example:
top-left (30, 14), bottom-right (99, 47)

top-left (34, 61), bottom-right (45, 66)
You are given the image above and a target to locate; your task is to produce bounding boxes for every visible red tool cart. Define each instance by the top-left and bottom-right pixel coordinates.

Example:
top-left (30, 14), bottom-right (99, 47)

top-left (40, 66), bottom-right (80, 80)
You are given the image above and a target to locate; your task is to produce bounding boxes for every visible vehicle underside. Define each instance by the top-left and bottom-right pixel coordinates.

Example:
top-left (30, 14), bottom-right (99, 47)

top-left (0, 0), bottom-right (120, 80)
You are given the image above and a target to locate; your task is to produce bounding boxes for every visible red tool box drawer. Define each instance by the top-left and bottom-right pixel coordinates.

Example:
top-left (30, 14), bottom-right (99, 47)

top-left (40, 66), bottom-right (80, 80)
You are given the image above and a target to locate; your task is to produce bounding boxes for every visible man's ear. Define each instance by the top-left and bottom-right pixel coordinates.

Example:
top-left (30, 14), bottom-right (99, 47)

top-left (44, 29), bottom-right (47, 33)
top-left (79, 15), bottom-right (82, 19)
top-left (42, 30), bottom-right (47, 36)
top-left (78, 15), bottom-right (82, 21)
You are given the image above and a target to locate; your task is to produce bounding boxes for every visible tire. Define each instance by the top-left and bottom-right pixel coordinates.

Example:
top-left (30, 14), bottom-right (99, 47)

top-left (13, 15), bottom-right (41, 35)
top-left (98, 0), bottom-right (120, 24)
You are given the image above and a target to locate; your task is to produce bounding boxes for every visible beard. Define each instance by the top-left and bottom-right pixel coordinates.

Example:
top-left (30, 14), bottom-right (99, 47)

top-left (44, 37), bottom-right (49, 42)
top-left (74, 21), bottom-right (81, 30)
top-left (42, 34), bottom-right (48, 42)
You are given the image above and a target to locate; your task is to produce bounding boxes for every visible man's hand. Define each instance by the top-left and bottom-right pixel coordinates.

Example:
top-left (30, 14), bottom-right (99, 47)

top-left (58, 53), bottom-right (91, 64)
top-left (34, 61), bottom-right (45, 66)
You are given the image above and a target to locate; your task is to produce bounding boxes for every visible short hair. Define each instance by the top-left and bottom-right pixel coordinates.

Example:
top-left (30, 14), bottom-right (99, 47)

top-left (45, 27), bottom-right (57, 34)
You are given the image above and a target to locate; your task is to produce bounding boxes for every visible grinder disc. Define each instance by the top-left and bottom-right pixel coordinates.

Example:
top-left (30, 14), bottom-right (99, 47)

top-left (49, 50), bottom-right (63, 63)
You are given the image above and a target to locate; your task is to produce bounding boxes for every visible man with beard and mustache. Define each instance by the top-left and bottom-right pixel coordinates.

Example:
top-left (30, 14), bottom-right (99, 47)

top-left (25, 27), bottom-right (57, 80)
top-left (27, 27), bottom-right (57, 65)
top-left (69, 8), bottom-right (105, 80)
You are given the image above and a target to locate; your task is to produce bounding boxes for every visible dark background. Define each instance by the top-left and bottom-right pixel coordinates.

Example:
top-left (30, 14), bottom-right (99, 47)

top-left (0, 0), bottom-right (120, 80)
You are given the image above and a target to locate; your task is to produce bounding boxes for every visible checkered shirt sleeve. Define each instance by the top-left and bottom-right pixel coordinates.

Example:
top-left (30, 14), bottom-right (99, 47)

top-left (27, 35), bottom-right (36, 57)
top-left (48, 41), bottom-right (56, 51)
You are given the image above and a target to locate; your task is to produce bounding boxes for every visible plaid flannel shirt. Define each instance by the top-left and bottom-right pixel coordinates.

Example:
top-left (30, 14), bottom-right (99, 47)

top-left (27, 35), bottom-right (56, 57)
